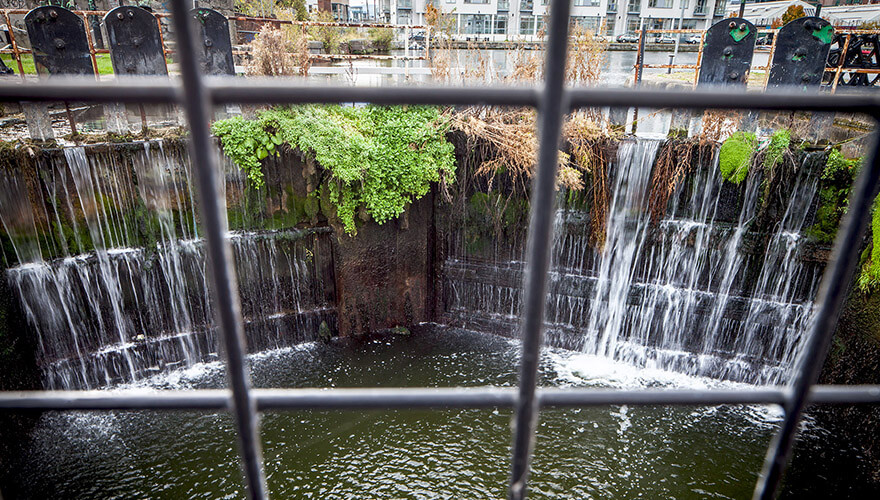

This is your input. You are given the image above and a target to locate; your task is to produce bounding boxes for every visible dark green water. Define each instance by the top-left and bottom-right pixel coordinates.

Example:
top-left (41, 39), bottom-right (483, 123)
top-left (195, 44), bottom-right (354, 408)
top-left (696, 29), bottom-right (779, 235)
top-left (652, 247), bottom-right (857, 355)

top-left (1, 326), bottom-right (873, 499)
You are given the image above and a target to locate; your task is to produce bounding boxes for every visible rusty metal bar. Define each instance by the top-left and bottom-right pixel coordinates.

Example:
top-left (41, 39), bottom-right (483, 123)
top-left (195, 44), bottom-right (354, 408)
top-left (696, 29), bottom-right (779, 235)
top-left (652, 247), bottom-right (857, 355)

top-left (693, 31), bottom-right (705, 88)
top-left (641, 64), bottom-right (699, 69)
top-left (78, 12), bottom-right (100, 77)
top-left (832, 34), bottom-right (852, 93)
top-left (762, 29), bottom-right (780, 91)
top-left (3, 11), bottom-right (25, 80)
top-left (155, 14), bottom-right (170, 73)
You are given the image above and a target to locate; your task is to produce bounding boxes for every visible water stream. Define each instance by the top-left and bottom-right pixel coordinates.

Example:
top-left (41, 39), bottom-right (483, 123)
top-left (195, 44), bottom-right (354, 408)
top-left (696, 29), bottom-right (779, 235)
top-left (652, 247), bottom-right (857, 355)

top-left (1, 142), bottom-right (334, 389)
top-left (444, 137), bottom-right (823, 385)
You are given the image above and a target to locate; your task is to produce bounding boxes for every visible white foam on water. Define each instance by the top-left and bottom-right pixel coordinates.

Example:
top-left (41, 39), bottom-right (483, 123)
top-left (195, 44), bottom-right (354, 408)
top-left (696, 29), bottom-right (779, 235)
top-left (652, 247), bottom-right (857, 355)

top-left (546, 348), bottom-right (785, 425)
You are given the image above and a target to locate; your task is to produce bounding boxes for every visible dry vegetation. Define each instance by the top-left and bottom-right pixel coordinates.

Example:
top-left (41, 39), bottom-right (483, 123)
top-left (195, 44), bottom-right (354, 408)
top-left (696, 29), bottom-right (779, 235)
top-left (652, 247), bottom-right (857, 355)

top-left (247, 23), bottom-right (310, 77)
top-left (436, 17), bottom-right (618, 245)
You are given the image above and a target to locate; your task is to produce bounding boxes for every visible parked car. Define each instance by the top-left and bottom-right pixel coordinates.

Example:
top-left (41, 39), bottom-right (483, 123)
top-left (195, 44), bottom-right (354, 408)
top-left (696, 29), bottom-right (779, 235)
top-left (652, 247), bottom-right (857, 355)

top-left (616, 33), bottom-right (639, 43)
top-left (682, 34), bottom-right (701, 44)
top-left (655, 35), bottom-right (675, 44)
top-left (756, 34), bottom-right (774, 46)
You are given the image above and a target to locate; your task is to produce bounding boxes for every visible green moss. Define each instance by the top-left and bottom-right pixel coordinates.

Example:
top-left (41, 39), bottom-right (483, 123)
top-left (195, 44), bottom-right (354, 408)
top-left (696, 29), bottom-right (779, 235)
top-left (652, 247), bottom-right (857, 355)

top-left (763, 129), bottom-right (790, 171)
top-left (719, 131), bottom-right (757, 184)
top-left (212, 105), bottom-right (455, 235)
top-left (806, 150), bottom-right (861, 244)
top-left (858, 195), bottom-right (880, 292)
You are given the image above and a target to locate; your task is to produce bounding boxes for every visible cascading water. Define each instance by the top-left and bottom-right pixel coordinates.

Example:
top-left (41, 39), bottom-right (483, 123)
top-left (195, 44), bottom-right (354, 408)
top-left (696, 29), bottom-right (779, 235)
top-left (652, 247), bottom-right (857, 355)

top-left (443, 137), bottom-right (825, 385)
top-left (0, 142), bottom-right (335, 389)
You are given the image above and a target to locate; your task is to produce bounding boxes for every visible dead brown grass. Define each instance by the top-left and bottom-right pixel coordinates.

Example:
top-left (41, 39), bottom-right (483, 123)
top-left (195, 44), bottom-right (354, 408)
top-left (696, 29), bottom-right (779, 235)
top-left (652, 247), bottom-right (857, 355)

top-left (247, 23), bottom-right (310, 77)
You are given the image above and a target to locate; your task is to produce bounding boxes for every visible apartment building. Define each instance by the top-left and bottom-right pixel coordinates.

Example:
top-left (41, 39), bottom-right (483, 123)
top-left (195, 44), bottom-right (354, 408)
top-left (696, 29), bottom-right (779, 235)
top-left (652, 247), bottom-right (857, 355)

top-left (387, 0), bottom-right (728, 39)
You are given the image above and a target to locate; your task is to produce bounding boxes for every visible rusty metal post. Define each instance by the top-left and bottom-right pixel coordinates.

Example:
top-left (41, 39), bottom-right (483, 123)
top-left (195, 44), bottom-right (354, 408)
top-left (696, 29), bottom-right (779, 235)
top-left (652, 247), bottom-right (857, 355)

top-left (832, 34), bottom-right (851, 93)
top-left (3, 12), bottom-right (25, 80)
top-left (155, 14), bottom-right (170, 73)
top-left (763, 29), bottom-right (779, 91)
top-left (79, 12), bottom-right (100, 76)
top-left (632, 23), bottom-right (647, 135)
top-left (693, 31), bottom-right (704, 88)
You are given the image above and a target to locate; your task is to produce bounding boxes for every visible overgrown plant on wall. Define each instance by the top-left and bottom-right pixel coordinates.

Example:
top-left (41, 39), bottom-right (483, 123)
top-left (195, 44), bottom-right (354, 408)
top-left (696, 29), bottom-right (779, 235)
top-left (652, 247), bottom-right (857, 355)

top-left (718, 131), bottom-right (757, 184)
top-left (860, 195), bottom-right (880, 292)
top-left (212, 105), bottom-right (455, 235)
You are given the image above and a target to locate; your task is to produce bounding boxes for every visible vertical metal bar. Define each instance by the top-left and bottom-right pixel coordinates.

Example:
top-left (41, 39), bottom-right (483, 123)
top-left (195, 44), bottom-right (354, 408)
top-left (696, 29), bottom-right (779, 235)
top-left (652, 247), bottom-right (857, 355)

top-left (4, 12), bottom-right (26, 80)
top-left (752, 127), bottom-right (880, 500)
top-left (693, 30), bottom-right (704, 88)
top-left (166, 1), bottom-right (267, 499)
top-left (79, 12), bottom-right (100, 77)
top-left (632, 24), bottom-right (646, 135)
top-left (763, 30), bottom-right (779, 91)
top-left (507, 0), bottom-right (571, 498)
top-left (155, 14), bottom-right (170, 74)
top-left (832, 34), bottom-right (851, 94)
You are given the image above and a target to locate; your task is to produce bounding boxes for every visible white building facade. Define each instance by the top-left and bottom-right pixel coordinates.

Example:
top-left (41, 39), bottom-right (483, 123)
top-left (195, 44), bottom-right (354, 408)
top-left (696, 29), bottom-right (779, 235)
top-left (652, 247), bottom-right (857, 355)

top-left (387, 0), bottom-right (729, 40)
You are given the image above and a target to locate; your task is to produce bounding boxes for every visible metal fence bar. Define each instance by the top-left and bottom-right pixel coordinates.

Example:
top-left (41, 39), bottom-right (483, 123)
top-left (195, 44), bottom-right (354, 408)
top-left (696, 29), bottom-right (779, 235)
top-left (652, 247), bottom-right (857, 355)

top-left (4, 79), bottom-right (880, 114)
top-left (508, 0), bottom-right (571, 499)
top-left (2, 386), bottom-right (880, 411)
top-left (753, 130), bottom-right (880, 500)
top-left (167, 0), bottom-right (266, 498)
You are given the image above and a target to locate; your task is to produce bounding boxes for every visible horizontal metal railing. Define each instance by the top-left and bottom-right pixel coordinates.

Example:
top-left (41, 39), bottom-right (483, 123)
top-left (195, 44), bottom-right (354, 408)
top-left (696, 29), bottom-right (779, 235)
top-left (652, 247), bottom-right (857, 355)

top-left (0, 0), bottom-right (879, 499)
top-left (2, 386), bottom-right (880, 411)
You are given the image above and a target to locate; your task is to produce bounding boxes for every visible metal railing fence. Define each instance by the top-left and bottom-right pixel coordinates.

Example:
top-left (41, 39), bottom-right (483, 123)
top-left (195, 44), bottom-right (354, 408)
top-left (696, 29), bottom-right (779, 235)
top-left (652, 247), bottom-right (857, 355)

top-left (1, 1), bottom-right (880, 500)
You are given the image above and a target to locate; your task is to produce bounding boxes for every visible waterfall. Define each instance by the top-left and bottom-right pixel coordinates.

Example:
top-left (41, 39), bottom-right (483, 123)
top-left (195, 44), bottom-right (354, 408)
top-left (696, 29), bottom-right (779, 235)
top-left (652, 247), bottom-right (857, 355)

top-left (1, 143), bottom-right (335, 389)
top-left (443, 138), bottom-right (824, 385)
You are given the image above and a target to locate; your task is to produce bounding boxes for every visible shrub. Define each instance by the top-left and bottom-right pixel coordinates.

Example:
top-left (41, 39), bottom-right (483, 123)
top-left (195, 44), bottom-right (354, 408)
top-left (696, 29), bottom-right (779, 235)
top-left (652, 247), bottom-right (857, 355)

top-left (368, 28), bottom-right (394, 52)
top-left (212, 105), bottom-right (455, 235)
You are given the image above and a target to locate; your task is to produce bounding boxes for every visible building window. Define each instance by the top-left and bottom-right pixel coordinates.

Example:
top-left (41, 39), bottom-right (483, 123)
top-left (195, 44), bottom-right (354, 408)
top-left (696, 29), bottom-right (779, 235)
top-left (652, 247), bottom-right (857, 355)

top-left (571, 16), bottom-right (601, 31)
top-left (573, 0), bottom-right (600, 6)
top-left (536, 15), bottom-right (545, 33)
top-left (461, 14), bottom-right (492, 34)
top-left (627, 0), bottom-right (640, 13)
top-left (398, 0), bottom-right (413, 8)
top-left (397, 11), bottom-right (412, 24)
top-left (607, 0), bottom-right (618, 11)
top-left (494, 17), bottom-right (508, 34)
top-left (681, 0), bottom-right (688, 9)
top-left (498, 0), bottom-right (510, 10)
top-left (714, 0), bottom-right (727, 16)
top-left (464, 0), bottom-right (490, 3)
top-left (520, 0), bottom-right (534, 12)
top-left (605, 17), bottom-right (616, 35)
top-left (694, 0), bottom-right (707, 14)
top-left (648, 0), bottom-right (673, 8)
top-left (626, 16), bottom-right (641, 32)
top-left (520, 14), bottom-right (535, 34)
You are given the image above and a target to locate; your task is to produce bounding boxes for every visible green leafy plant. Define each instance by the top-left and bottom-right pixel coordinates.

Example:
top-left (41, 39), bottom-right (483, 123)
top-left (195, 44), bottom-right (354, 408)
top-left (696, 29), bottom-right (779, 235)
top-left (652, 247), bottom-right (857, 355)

top-left (212, 105), bottom-right (455, 235)
top-left (858, 195), bottom-right (880, 292)
top-left (368, 27), bottom-right (394, 52)
top-left (763, 129), bottom-right (790, 171)
top-left (718, 131), bottom-right (757, 184)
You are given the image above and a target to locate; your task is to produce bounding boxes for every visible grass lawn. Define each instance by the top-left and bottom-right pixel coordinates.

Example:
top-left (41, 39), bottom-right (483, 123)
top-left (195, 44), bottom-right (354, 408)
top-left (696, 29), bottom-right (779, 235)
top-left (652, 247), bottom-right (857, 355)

top-left (0, 53), bottom-right (145, 76)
